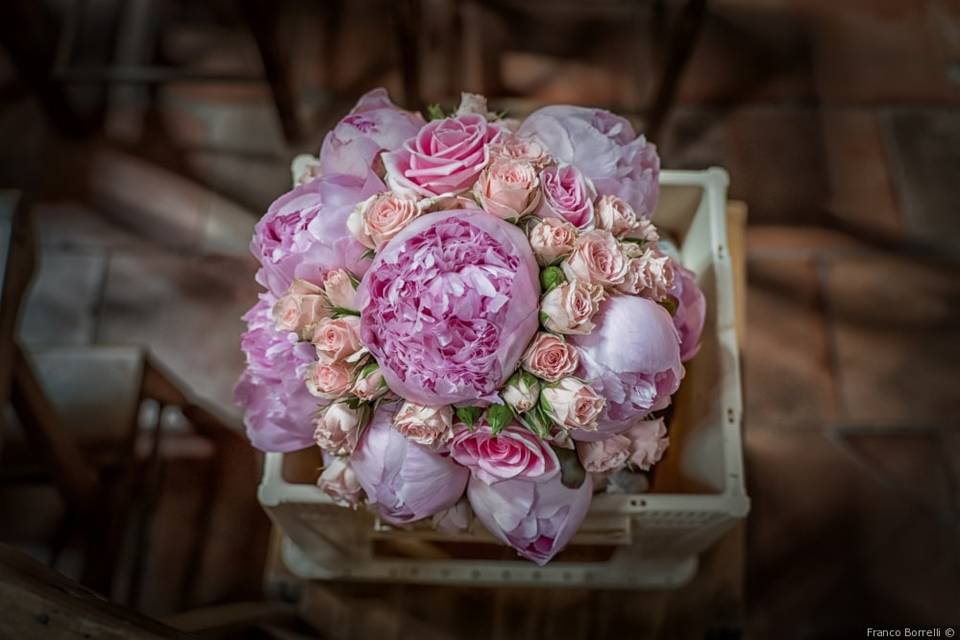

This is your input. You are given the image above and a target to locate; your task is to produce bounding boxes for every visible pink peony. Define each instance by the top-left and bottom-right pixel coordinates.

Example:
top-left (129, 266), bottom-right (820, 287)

top-left (235, 294), bottom-right (323, 452)
top-left (521, 332), bottom-right (579, 382)
top-left (467, 472), bottom-right (593, 565)
top-left (518, 105), bottom-right (660, 218)
top-left (317, 457), bottom-right (364, 508)
top-left (357, 209), bottom-right (540, 406)
top-left (570, 295), bottom-right (683, 439)
top-left (472, 158), bottom-right (541, 221)
top-left (351, 405), bottom-right (468, 525)
top-left (252, 172), bottom-right (384, 296)
top-left (668, 260), bottom-right (706, 362)
top-left (318, 88), bottom-right (425, 179)
top-left (383, 113), bottom-right (502, 198)
top-left (451, 423), bottom-right (560, 485)
top-left (536, 165), bottom-right (596, 230)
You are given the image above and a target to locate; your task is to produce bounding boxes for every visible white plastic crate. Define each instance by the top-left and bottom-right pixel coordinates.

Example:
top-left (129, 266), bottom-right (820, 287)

top-left (258, 167), bottom-right (749, 589)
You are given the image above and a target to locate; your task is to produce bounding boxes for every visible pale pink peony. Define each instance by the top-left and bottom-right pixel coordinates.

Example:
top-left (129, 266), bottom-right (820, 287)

top-left (306, 361), bottom-right (353, 399)
top-left (318, 457), bottom-right (364, 508)
top-left (313, 402), bottom-right (361, 455)
top-left (562, 229), bottom-right (628, 288)
top-left (541, 377), bottom-right (605, 431)
top-left (358, 209), bottom-right (540, 406)
top-left (540, 279), bottom-right (604, 335)
top-left (472, 158), bottom-right (541, 220)
top-left (521, 332), bottom-right (579, 382)
top-left (383, 113), bottom-right (502, 198)
top-left (347, 192), bottom-right (422, 250)
top-left (271, 279), bottom-right (327, 339)
top-left (451, 423), bottom-right (560, 485)
top-left (351, 405), bottom-right (468, 525)
top-left (318, 88), bottom-right (425, 179)
top-left (536, 164), bottom-right (596, 230)
top-left (576, 435), bottom-right (632, 473)
top-left (323, 268), bottom-right (358, 310)
top-left (528, 218), bottom-right (577, 266)
top-left (467, 471), bottom-right (593, 565)
top-left (392, 402), bottom-right (454, 447)
top-left (595, 195), bottom-right (640, 237)
top-left (311, 317), bottom-right (363, 364)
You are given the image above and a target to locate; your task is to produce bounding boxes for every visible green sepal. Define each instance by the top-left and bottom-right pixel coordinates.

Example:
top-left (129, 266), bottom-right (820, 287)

top-left (658, 296), bottom-right (679, 316)
top-left (330, 306), bottom-right (361, 318)
top-left (360, 248), bottom-right (376, 261)
top-left (426, 104), bottom-right (446, 120)
top-left (455, 405), bottom-right (483, 429)
top-left (485, 403), bottom-right (514, 435)
top-left (356, 360), bottom-right (380, 380)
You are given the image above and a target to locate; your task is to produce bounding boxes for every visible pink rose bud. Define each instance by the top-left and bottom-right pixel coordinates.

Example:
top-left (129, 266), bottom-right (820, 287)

top-left (595, 195), bottom-right (640, 238)
top-left (561, 229), bottom-right (628, 288)
top-left (576, 435), bottom-right (631, 473)
top-left (537, 164), bottom-right (596, 230)
top-left (455, 91), bottom-right (490, 117)
top-left (451, 423), bottom-right (560, 484)
top-left (502, 370), bottom-right (541, 413)
top-left (272, 279), bottom-right (328, 339)
top-left (352, 364), bottom-right (387, 401)
top-left (311, 316), bottom-right (363, 363)
top-left (521, 332), bottom-right (579, 382)
top-left (488, 134), bottom-right (552, 169)
top-left (392, 402), bottom-right (454, 447)
top-left (540, 279), bottom-right (604, 335)
top-left (528, 218), bottom-right (577, 266)
top-left (616, 247), bottom-right (675, 299)
top-left (323, 268), bottom-right (358, 310)
top-left (623, 417), bottom-right (669, 470)
top-left (472, 158), bottom-right (541, 221)
top-left (313, 402), bottom-right (361, 454)
top-left (541, 377), bottom-right (605, 431)
top-left (317, 457), bottom-right (364, 508)
top-left (348, 192), bottom-right (422, 250)
top-left (306, 361), bottom-right (353, 399)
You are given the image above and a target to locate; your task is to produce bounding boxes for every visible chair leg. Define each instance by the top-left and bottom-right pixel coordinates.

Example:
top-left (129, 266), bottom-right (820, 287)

top-left (646, 0), bottom-right (707, 142)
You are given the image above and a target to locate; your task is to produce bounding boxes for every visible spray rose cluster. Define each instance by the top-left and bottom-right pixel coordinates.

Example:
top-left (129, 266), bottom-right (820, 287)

top-left (236, 89), bottom-right (705, 565)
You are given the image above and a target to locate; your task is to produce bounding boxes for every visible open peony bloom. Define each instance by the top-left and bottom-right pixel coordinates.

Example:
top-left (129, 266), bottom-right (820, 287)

top-left (667, 259), bottom-right (706, 362)
top-left (235, 294), bottom-right (323, 452)
top-left (358, 209), bottom-right (540, 406)
top-left (570, 295), bottom-right (683, 438)
top-left (451, 423), bottom-right (560, 485)
top-left (467, 472), bottom-right (593, 566)
top-left (383, 113), bottom-right (502, 198)
top-left (518, 105), bottom-right (660, 218)
top-left (318, 88), bottom-right (425, 179)
top-left (351, 405), bottom-right (469, 525)
top-left (252, 171), bottom-right (385, 296)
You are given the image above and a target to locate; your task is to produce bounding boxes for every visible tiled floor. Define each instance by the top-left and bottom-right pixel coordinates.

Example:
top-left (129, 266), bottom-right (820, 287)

top-left (2, 0), bottom-right (959, 636)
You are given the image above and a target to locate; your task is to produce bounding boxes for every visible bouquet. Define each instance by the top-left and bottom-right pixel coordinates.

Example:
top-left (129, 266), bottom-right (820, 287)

top-left (236, 89), bottom-right (706, 565)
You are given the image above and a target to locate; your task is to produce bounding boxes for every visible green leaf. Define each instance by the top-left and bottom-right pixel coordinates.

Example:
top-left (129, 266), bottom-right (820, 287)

top-left (360, 248), bottom-right (376, 261)
top-left (538, 392), bottom-right (553, 416)
top-left (455, 405), bottom-right (483, 428)
top-left (658, 296), bottom-right (679, 316)
top-left (330, 306), bottom-right (361, 318)
top-left (621, 236), bottom-right (646, 246)
top-left (553, 446), bottom-right (587, 489)
top-left (426, 104), bottom-right (446, 121)
top-left (539, 266), bottom-right (566, 292)
top-left (357, 360), bottom-right (380, 380)
top-left (539, 311), bottom-right (551, 327)
top-left (486, 404), bottom-right (514, 435)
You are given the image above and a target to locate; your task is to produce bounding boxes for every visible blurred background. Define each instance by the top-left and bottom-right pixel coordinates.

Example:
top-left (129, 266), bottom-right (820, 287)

top-left (0, 0), bottom-right (958, 638)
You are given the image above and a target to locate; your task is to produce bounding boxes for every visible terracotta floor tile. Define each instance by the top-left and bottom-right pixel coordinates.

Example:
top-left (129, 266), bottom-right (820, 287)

top-left (745, 257), bottom-right (837, 430)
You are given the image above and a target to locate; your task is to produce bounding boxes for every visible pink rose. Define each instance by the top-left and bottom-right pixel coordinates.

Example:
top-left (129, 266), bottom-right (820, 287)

top-left (317, 457), bottom-right (364, 508)
top-left (501, 371), bottom-right (540, 413)
top-left (382, 113), bottom-right (502, 198)
top-left (271, 279), bottom-right (327, 339)
top-left (616, 247), bottom-right (674, 298)
top-left (576, 435), bottom-right (631, 473)
top-left (488, 134), bottom-right (552, 169)
top-left (540, 279), bottom-right (604, 335)
top-left (624, 218), bottom-right (659, 249)
top-left (562, 230), bottom-right (628, 287)
top-left (472, 158), bottom-right (541, 221)
top-left (467, 471), bottom-right (593, 565)
top-left (306, 361), bottom-right (353, 398)
top-left (521, 332), bottom-right (579, 382)
top-left (323, 268), bottom-right (358, 310)
top-left (624, 418), bottom-right (669, 470)
top-left (536, 164), bottom-right (596, 230)
top-left (347, 192), bottom-right (421, 250)
top-left (528, 218), bottom-right (577, 266)
top-left (595, 195), bottom-right (639, 237)
top-left (313, 402), bottom-right (360, 455)
top-left (311, 317), bottom-right (363, 363)
top-left (451, 423), bottom-right (560, 485)
top-left (352, 365), bottom-right (387, 401)
top-left (392, 402), bottom-right (453, 447)
top-left (541, 377), bottom-right (605, 431)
